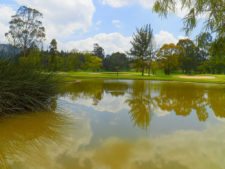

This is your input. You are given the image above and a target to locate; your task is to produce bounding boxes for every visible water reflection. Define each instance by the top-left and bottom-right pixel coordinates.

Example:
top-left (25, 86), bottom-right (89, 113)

top-left (208, 88), bottom-right (225, 118)
top-left (0, 111), bottom-right (92, 169)
top-left (1, 80), bottom-right (225, 169)
top-left (154, 83), bottom-right (209, 121)
top-left (126, 81), bottom-right (153, 129)
top-left (60, 80), bottom-right (225, 128)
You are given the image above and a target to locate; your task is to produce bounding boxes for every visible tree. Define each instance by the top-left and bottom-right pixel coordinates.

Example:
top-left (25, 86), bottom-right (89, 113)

top-left (83, 53), bottom-right (102, 71)
top-left (177, 39), bottom-right (198, 73)
top-left (153, 0), bottom-right (225, 38)
top-left (49, 39), bottom-right (58, 71)
top-left (209, 37), bottom-right (225, 73)
top-left (196, 32), bottom-right (213, 60)
top-left (103, 52), bottom-right (129, 72)
top-left (19, 47), bottom-right (42, 69)
top-left (129, 24), bottom-right (154, 76)
top-left (157, 43), bottom-right (181, 75)
top-left (5, 6), bottom-right (45, 57)
top-left (195, 32), bottom-right (213, 73)
top-left (49, 39), bottom-right (57, 55)
top-left (93, 43), bottom-right (105, 59)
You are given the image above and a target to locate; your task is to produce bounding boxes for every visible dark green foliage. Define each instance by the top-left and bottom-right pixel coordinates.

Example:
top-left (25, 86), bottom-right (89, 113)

top-left (157, 43), bottom-right (181, 75)
top-left (93, 43), bottom-right (105, 59)
top-left (103, 52), bottom-right (129, 71)
top-left (130, 24), bottom-right (154, 76)
top-left (208, 37), bottom-right (225, 74)
top-left (0, 60), bottom-right (57, 114)
top-left (177, 39), bottom-right (200, 74)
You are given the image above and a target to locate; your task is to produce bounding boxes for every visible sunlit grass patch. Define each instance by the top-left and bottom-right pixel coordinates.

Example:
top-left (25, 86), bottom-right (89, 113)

top-left (57, 71), bottom-right (225, 84)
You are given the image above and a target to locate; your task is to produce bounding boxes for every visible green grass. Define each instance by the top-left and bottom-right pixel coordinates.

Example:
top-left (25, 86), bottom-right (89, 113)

top-left (57, 71), bottom-right (225, 84)
top-left (0, 61), bottom-right (57, 114)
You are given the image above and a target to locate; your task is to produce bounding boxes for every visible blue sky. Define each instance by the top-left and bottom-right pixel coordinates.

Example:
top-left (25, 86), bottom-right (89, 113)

top-left (0, 0), bottom-right (204, 54)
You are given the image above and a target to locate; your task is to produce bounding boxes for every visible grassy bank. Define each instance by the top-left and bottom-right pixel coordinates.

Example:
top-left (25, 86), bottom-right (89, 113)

top-left (0, 61), bottom-right (57, 114)
top-left (57, 71), bottom-right (225, 84)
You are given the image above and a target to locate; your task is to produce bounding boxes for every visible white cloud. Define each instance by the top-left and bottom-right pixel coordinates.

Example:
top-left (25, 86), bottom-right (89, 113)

top-left (101, 0), bottom-right (134, 8)
top-left (138, 0), bottom-right (156, 9)
top-left (15, 0), bottom-right (95, 41)
top-left (95, 20), bottom-right (102, 30)
top-left (100, 0), bottom-right (195, 18)
top-left (0, 1), bottom-right (184, 54)
top-left (61, 32), bottom-right (132, 54)
top-left (155, 31), bottom-right (179, 48)
top-left (63, 93), bottom-right (130, 113)
top-left (112, 20), bottom-right (122, 28)
top-left (60, 30), bottom-right (183, 54)
top-left (100, 0), bottom-right (156, 8)
top-left (0, 5), bottom-right (15, 43)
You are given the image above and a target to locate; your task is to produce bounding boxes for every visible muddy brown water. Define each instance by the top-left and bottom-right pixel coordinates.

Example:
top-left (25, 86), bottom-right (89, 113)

top-left (1, 80), bottom-right (225, 169)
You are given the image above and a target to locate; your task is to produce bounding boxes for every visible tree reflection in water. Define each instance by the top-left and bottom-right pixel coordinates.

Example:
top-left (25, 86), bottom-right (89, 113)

top-left (59, 80), bottom-right (225, 128)
top-left (126, 80), bottom-right (153, 129)
top-left (1, 80), bottom-right (225, 168)
top-left (208, 87), bottom-right (225, 118)
top-left (154, 83), bottom-right (209, 121)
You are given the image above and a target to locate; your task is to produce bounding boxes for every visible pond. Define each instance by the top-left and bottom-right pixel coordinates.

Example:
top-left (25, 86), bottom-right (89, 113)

top-left (1, 79), bottom-right (225, 169)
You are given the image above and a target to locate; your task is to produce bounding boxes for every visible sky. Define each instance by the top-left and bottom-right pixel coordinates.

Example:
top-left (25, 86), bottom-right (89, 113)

top-left (0, 0), bottom-right (205, 54)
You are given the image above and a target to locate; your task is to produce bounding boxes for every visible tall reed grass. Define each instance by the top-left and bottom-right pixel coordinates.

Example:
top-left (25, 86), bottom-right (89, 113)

top-left (0, 60), bottom-right (57, 114)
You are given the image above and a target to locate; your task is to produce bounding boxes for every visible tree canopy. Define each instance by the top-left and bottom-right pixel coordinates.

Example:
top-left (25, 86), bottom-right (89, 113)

top-left (157, 43), bottom-right (181, 74)
top-left (130, 24), bottom-right (154, 76)
top-left (93, 43), bottom-right (105, 59)
top-left (5, 6), bottom-right (45, 57)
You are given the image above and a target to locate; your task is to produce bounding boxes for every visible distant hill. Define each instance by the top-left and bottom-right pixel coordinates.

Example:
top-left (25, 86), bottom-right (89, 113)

top-left (0, 44), bottom-right (20, 58)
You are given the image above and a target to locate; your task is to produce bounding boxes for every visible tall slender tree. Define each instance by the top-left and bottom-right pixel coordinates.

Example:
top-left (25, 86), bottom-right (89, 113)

top-left (5, 6), bottom-right (45, 57)
top-left (49, 39), bottom-right (58, 71)
top-left (196, 32), bottom-right (213, 62)
top-left (93, 43), bottom-right (105, 59)
top-left (49, 39), bottom-right (57, 55)
top-left (129, 24), bottom-right (154, 76)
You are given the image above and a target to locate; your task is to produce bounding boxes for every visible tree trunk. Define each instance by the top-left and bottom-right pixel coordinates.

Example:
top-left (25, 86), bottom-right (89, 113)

top-left (141, 57), bottom-right (144, 76)
top-left (141, 66), bottom-right (144, 76)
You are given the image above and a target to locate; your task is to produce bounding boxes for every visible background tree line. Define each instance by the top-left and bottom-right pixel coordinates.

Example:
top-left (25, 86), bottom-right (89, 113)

top-left (1, 5), bottom-right (224, 75)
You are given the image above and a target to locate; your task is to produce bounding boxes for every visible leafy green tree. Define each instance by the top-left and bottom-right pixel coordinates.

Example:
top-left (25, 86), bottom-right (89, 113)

top-left (153, 0), bottom-right (225, 38)
top-left (19, 48), bottom-right (42, 69)
top-left (103, 52), bottom-right (129, 71)
top-left (93, 43), bottom-right (105, 59)
top-left (5, 6), bottom-right (45, 57)
top-left (49, 39), bottom-right (57, 55)
top-left (177, 39), bottom-right (199, 73)
top-left (195, 32), bottom-right (213, 73)
top-left (209, 37), bottom-right (225, 73)
top-left (83, 53), bottom-right (102, 71)
top-left (49, 39), bottom-right (58, 71)
top-left (130, 24), bottom-right (154, 76)
top-left (157, 43), bottom-right (181, 75)
top-left (196, 32), bottom-right (213, 60)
